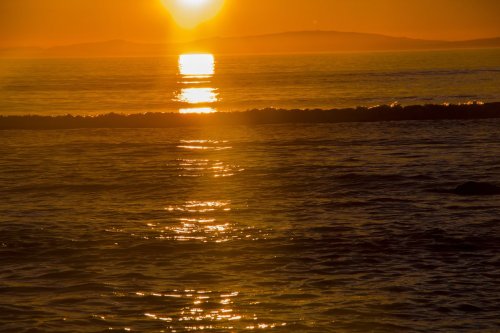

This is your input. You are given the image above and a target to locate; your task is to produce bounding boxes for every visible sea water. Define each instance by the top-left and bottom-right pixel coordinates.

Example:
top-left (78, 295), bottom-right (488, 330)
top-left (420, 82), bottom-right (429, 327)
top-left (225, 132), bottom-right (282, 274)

top-left (1, 50), bottom-right (500, 332)
top-left (0, 49), bottom-right (499, 115)
top-left (1, 120), bottom-right (500, 332)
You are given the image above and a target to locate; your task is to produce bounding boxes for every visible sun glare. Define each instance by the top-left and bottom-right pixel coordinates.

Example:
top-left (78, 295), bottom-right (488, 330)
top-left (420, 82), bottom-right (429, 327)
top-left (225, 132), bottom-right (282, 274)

top-left (177, 88), bottom-right (218, 104)
top-left (176, 54), bottom-right (218, 114)
top-left (179, 54), bottom-right (215, 77)
top-left (179, 107), bottom-right (217, 114)
top-left (179, 0), bottom-right (210, 7)
top-left (161, 0), bottom-right (225, 28)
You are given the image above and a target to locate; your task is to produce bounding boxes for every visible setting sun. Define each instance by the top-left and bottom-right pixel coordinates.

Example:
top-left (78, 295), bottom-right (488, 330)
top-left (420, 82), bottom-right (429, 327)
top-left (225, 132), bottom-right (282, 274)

top-left (178, 0), bottom-right (210, 7)
top-left (161, 0), bottom-right (225, 28)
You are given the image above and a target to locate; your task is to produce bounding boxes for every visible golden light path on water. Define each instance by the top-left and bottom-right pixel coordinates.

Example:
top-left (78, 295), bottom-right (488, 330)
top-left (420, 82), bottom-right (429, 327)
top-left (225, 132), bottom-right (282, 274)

top-left (117, 140), bottom-right (286, 331)
top-left (177, 88), bottom-right (218, 104)
top-left (115, 49), bottom-right (279, 327)
top-left (144, 140), bottom-right (246, 243)
top-left (179, 54), bottom-right (215, 77)
top-left (176, 54), bottom-right (219, 114)
top-left (133, 289), bottom-right (287, 331)
top-left (179, 107), bottom-right (217, 114)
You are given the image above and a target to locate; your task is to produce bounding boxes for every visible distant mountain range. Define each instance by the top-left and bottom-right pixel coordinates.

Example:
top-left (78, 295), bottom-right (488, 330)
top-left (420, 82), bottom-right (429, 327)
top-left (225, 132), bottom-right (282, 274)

top-left (2, 31), bottom-right (500, 58)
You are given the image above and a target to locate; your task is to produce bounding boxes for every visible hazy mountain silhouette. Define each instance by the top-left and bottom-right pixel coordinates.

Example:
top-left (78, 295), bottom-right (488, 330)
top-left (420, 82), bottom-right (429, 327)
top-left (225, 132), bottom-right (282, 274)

top-left (2, 31), bottom-right (500, 58)
top-left (186, 31), bottom-right (500, 54)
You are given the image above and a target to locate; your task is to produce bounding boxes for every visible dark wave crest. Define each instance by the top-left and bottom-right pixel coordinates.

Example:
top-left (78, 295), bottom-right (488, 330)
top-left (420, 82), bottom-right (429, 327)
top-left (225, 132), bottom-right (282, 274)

top-left (1, 102), bottom-right (499, 130)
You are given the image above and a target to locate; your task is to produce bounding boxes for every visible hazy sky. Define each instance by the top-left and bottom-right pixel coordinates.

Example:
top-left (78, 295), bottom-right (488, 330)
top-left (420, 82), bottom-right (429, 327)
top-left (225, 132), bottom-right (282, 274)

top-left (1, 0), bottom-right (500, 47)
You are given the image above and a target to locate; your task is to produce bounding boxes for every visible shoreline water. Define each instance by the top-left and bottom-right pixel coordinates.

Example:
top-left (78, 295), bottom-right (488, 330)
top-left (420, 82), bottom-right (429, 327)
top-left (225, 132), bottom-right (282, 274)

top-left (1, 102), bottom-right (499, 130)
top-left (2, 117), bottom-right (500, 332)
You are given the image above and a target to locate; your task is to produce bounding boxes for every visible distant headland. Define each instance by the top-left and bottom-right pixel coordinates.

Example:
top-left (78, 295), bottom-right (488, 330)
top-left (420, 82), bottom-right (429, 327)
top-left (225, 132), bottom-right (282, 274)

top-left (1, 31), bottom-right (500, 58)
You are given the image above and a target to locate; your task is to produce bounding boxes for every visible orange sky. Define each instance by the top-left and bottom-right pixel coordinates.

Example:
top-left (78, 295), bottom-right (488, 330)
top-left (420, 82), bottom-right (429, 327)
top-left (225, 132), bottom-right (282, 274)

top-left (1, 0), bottom-right (500, 48)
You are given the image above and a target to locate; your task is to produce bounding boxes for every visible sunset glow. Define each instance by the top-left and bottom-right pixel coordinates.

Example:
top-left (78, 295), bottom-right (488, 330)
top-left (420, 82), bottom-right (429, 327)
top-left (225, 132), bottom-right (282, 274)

top-left (178, 0), bottom-right (211, 7)
top-left (161, 0), bottom-right (225, 28)
top-left (2, 0), bottom-right (500, 48)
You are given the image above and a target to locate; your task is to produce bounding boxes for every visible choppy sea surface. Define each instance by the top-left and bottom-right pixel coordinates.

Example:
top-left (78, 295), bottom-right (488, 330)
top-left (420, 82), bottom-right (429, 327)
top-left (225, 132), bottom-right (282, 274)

top-left (0, 49), bottom-right (500, 115)
top-left (1, 120), bottom-right (500, 332)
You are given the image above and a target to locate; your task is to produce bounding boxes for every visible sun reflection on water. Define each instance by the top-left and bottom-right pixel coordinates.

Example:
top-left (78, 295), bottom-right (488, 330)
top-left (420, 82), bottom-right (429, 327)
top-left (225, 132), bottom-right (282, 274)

top-left (177, 140), bottom-right (232, 150)
top-left (125, 289), bottom-right (288, 331)
top-left (175, 140), bottom-right (243, 177)
top-left (177, 88), bottom-right (218, 104)
top-left (179, 54), bottom-right (215, 77)
top-left (177, 54), bottom-right (219, 114)
top-left (117, 138), bottom-right (255, 244)
top-left (154, 200), bottom-right (233, 242)
top-left (179, 107), bottom-right (217, 114)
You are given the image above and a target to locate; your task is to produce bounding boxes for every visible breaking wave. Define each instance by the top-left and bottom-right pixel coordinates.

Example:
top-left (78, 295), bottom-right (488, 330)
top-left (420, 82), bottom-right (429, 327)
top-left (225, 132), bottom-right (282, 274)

top-left (1, 102), bottom-right (499, 130)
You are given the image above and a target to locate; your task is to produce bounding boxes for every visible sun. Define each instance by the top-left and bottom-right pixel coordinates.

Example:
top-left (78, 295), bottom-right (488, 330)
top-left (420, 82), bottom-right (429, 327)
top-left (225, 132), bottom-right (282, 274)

top-left (161, 0), bottom-right (225, 29)
top-left (179, 0), bottom-right (211, 7)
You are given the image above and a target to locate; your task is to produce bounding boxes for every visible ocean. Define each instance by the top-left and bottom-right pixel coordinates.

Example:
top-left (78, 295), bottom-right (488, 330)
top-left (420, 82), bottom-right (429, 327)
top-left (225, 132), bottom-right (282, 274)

top-left (0, 49), bottom-right (499, 115)
top-left (1, 50), bottom-right (500, 332)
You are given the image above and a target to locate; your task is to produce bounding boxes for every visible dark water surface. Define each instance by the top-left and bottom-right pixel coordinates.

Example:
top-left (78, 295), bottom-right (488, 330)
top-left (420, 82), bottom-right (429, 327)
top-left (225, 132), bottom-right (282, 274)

top-left (1, 120), bottom-right (500, 332)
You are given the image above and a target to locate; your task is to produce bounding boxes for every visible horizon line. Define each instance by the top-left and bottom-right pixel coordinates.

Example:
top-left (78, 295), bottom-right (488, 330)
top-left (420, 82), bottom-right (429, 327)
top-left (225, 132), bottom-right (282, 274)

top-left (3, 29), bottom-right (500, 50)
